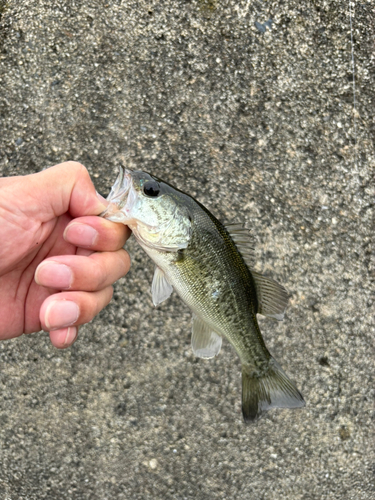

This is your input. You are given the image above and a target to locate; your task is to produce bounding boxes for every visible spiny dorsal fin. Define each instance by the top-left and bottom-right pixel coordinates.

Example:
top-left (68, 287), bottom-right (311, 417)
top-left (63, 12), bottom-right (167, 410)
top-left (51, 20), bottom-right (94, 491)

top-left (191, 315), bottom-right (222, 359)
top-left (225, 222), bottom-right (256, 268)
top-left (251, 271), bottom-right (289, 321)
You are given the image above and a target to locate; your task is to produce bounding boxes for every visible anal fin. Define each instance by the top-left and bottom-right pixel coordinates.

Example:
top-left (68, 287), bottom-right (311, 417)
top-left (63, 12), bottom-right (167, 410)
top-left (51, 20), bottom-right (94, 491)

top-left (191, 315), bottom-right (222, 359)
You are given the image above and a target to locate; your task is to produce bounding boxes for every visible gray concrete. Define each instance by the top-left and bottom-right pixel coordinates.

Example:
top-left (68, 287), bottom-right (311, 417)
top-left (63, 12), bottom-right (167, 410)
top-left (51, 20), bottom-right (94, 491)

top-left (0, 0), bottom-right (374, 498)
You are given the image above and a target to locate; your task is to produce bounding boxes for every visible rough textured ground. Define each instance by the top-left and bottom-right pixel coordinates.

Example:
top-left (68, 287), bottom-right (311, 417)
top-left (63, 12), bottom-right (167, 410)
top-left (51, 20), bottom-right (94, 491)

top-left (0, 0), bottom-right (374, 498)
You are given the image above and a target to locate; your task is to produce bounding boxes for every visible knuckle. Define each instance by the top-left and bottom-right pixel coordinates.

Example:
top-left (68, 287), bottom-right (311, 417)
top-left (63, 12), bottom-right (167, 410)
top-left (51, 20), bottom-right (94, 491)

top-left (93, 264), bottom-right (106, 290)
top-left (65, 161), bottom-right (89, 179)
top-left (120, 249), bottom-right (131, 272)
top-left (103, 286), bottom-right (114, 308)
top-left (95, 258), bottom-right (111, 289)
top-left (93, 287), bottom-right (113, 315)
top-left (107, 286), bottom-right (114, 302)
top-left (65, 160), bottom-right (86, 171)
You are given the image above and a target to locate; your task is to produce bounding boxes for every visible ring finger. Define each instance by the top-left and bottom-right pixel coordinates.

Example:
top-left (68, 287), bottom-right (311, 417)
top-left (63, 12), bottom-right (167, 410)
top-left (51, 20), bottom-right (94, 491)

top-left (35, 250), bottom-right (130, 292)
top-left (39, 287), bottom-right (114, 333)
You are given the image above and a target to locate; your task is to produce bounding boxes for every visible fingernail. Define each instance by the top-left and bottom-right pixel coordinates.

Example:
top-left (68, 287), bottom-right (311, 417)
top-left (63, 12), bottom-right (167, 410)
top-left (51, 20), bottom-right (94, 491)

top-left (96, 190), bottom-right (109, 205)
top-left (63, 326), bottom-right (78, 346)
top-left (45, 300), bottom-right (80, 330)
top-left (64, 223), bottom-right (98, 247)
top-left (35, 262), bottom-right (72, 289)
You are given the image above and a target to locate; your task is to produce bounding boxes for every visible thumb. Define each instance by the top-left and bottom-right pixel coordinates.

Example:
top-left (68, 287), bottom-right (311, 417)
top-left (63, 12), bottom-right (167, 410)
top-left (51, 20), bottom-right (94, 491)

top-left (20, 162), bottom-right (108, 221)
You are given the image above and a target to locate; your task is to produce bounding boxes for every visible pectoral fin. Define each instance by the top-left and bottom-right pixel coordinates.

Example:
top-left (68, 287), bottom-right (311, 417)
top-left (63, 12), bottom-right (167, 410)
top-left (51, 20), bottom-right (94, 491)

top-left (191, 315), bottom-right (222, 359)
top-left (151, 266), bottom-right (173, 306)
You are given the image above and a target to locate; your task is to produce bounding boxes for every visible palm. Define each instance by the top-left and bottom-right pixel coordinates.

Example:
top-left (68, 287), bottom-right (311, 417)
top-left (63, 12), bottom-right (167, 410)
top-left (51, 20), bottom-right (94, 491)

top-left (0, 162), bottom-right (130, 348)
top-left (0, 211), bottom-right (75, 338)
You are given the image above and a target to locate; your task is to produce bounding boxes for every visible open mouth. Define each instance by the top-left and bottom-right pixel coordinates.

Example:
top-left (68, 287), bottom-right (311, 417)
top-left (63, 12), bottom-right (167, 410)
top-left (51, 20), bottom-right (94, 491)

top-left (100, 166), bottom-right (133, 221)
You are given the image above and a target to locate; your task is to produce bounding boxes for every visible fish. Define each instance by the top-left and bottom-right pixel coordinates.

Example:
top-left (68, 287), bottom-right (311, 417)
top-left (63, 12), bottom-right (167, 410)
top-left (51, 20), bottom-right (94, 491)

top-left (101, 167), bottom-right (305, 422)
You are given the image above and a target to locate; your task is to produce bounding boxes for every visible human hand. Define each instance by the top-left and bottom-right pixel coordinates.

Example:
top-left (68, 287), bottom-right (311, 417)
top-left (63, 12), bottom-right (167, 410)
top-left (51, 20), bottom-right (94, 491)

top-left (0, 161), bottom-right (130, 348)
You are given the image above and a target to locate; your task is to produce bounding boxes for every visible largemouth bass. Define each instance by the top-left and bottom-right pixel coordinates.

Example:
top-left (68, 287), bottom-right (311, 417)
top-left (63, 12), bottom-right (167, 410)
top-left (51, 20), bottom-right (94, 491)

top-left (101, 167), bottom-right (305, 422)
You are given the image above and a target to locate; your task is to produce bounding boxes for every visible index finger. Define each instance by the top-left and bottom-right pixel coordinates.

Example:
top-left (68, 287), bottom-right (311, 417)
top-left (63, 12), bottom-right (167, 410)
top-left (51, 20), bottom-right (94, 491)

top-left (64, 216), bottom-right (131, 251)
top-left (13, 162), bottom-right (107, 222)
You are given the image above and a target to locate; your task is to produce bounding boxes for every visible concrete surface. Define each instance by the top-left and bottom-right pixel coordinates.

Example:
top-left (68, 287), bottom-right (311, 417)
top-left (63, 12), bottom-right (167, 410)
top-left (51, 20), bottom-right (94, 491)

top-left (0, 0), bottom-right (374, 498)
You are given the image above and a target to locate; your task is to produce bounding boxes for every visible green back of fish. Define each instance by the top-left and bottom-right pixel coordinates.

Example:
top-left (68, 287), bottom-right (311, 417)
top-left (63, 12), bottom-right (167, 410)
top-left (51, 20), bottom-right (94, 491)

top-left (159, 187), bottom-right (305, 422)
top-left (105, 170), bottom-right (305, 422)
top-left (164, 192), bottom-right (269, 366)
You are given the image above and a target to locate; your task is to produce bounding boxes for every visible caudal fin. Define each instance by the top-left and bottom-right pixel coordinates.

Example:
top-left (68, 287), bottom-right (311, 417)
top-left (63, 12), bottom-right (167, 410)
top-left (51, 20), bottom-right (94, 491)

top-left (242, 357), bottom-right (305, 422)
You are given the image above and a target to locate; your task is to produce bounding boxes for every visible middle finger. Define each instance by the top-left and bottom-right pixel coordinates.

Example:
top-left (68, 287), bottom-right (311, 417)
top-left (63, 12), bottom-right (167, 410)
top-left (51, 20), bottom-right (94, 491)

top-left (35, 250), bottom-right (131, 292)
top-left (64, 215), bottom-right (131, 251)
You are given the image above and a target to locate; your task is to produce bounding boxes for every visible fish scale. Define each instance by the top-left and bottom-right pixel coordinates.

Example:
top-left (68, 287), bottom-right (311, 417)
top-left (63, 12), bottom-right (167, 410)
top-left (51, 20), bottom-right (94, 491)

top-left (161, 207), bottom-right (268, 366)
top-left (101, 167), bottom-right (305, 422)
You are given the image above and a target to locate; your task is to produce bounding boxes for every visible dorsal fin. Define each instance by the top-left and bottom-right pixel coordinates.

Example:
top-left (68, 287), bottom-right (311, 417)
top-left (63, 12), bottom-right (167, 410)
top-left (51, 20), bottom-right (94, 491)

top-left (225, 222), bottom-right (256, 268)
top-left (251, 271), bottom-right (289, 321)
top-left (225, 223), bottom-right (288, 321)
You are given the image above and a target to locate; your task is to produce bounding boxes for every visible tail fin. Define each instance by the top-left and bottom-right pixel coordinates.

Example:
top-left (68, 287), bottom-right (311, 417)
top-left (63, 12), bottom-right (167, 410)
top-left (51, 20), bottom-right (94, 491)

top-left (242, 357), bottom-right (305, 422)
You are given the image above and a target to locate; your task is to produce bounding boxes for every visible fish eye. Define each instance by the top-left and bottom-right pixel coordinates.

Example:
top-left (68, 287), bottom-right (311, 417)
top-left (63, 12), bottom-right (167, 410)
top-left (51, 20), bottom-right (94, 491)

top-left (143, 180), bottom-right (161, 197)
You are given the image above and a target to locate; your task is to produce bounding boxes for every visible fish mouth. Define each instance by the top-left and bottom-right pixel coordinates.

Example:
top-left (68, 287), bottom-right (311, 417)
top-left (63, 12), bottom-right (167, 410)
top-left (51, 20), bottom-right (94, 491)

top-left (100, 166), bottom-right (181, 246)
top-left (100, 165), bottom-right (133, 222)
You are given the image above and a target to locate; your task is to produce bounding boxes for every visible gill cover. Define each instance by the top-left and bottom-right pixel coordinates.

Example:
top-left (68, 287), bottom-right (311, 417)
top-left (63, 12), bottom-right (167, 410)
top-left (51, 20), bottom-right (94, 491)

top-left (101, 166), bottom-right (192, 252)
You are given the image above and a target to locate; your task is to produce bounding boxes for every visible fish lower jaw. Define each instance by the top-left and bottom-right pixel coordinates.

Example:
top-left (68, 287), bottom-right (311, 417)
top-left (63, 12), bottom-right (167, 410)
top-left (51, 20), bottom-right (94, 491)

top-left (101, 202), bottom-right (137, 225)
